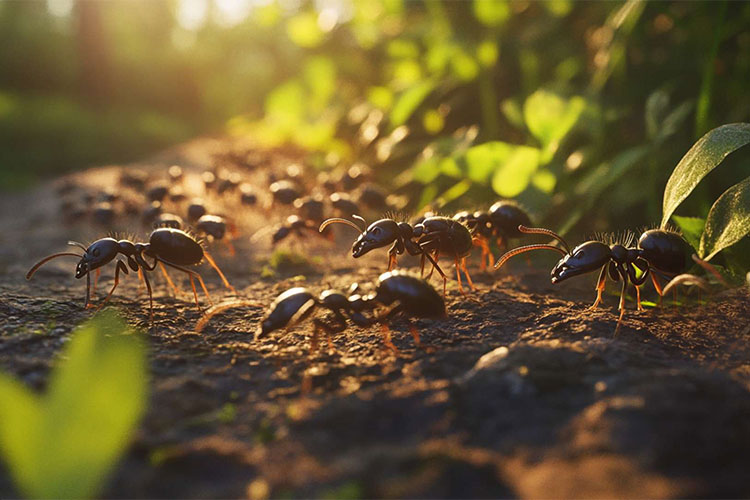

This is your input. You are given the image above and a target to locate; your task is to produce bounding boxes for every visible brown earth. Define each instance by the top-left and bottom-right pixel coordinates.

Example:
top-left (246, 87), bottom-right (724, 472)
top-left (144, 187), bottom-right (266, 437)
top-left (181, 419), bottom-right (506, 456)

top-left (0, 139), bottom-right (749, 499)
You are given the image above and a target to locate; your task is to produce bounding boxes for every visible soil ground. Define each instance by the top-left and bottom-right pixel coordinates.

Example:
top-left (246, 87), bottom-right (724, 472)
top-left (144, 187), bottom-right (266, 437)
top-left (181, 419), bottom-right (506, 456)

top-left (1, 138), bottom-right (749, 499)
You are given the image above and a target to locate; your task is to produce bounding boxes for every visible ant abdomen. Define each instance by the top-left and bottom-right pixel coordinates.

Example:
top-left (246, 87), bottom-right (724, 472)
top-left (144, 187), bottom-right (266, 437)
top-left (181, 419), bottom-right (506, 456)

top-left (638, 230), bottom-right (692, 275)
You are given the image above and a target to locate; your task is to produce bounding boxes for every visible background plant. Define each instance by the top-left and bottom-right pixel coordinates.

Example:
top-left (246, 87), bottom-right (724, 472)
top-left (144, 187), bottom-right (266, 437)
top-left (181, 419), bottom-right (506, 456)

top-left (2, 0), bottom-right (749, 259)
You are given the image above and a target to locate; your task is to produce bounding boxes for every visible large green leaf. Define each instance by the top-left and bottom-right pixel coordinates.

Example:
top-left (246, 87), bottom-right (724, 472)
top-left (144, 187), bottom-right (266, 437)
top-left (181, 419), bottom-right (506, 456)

top-left (491, 146), bottom-right (541, 197)
top-left (671, 215), bottom-right (704, 251)
top-left (661, 123), bottom-right (750, 228)
top-left (0, 311), bottom-right (147, 499)
top-left (699, 176), bottom-right (750, 260)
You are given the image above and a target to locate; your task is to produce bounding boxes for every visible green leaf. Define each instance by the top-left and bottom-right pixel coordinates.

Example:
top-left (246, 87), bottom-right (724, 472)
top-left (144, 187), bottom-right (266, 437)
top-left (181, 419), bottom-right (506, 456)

top-left (0, 311), bottom-right (147, 499)
top-left (286, 12), bottom-right (324, 48)
top-left (671, 215), bottom-right (705, 251)
top-left (464, 141), bottom-right (515, 183)
top-left (699, 175), bottom-right (750, 260)
top-left (390, 80), bottom-right (434, 128)
top-left (490, 146), bottom-right (541, 197)
top-left (473, 0), bottom-right (510, 26)
top-left (523, 90), bottom-right (586, 161)
top-left (661, 123), bottom-right (750, 228)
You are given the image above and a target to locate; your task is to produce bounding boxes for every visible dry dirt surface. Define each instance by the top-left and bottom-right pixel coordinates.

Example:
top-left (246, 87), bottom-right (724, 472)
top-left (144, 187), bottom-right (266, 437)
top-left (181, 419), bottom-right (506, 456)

top-left (1, 139), bottom-right (749, 499)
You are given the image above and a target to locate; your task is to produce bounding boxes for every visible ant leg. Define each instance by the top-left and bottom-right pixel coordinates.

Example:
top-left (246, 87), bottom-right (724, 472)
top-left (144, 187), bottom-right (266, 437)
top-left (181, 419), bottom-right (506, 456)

top-left (141, 267), bottom-right (154, 325)
top-left (188, 275), bottom-right (200, 310)
top-left (387, 252), bottom-right (398, 271)
top-left (615, 275), bottom-right (628, 334)
top-left (454, 256), bottom-right (466, 296)
top-left (650, 272), bottom-right (664, 306)
top-left (460, 258), bottom-right (476, 290)
top-left (589, 265), bottom-right (608, 310)
top-left (158, 259), bottom-right (214, 306)
top-left (420, 253), bottom-right (426, 277)
top-left (91, 268), bottom-right (101, 298)
top-left (224, 239), bottom-right (236, 257)
top-left (158, 262), bottom-right (181, 296)
top-left (473, 238), bottom-right (488, 272)
top-left (379, 324), bottom-right (400, 356)
top-left (95, 260), bottom-right (129, 312)
top-left (202, 249), bottom-right (235, 293)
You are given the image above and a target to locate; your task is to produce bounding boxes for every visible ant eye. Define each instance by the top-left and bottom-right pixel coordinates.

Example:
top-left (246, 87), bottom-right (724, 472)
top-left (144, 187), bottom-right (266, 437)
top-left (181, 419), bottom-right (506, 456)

top-left (575, 251), bottom-right (584, 259)
top-left (373, 227), bottom-right (381, 234)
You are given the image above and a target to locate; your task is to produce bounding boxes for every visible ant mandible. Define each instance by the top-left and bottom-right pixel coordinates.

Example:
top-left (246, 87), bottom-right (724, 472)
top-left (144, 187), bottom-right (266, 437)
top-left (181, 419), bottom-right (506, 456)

top-left (26, 228), bottom-right (233, 323)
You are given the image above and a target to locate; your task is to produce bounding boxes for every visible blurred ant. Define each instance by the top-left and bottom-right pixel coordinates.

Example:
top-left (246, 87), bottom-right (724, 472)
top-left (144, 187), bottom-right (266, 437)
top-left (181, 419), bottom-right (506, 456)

top-left (319, 214), bottom-right (475, 295)
top-left (196, 270), bottom-right (445, 355)
top-left (270, 180), bottom-right (301, 206)
top-left (455, 201), bottom-right (532, 271)
top-left (26, 228), bottom-right (233, 323)
top-left (495, 226), bottom-right (714, 327)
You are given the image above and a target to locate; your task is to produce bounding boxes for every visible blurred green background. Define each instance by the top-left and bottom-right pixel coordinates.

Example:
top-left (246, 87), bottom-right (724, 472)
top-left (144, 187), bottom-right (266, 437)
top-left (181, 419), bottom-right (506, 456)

top-left (2, 0), bottom-right (750, 234)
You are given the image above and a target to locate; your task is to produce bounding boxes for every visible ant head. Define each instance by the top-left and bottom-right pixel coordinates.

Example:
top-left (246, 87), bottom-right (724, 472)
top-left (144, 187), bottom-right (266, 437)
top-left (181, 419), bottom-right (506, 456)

top-left (353, 219), bottom-right (400, 257)
top-left (550, 241), bottom-right (611, 284)
top-left (76, 238), bottom-right (119, 278)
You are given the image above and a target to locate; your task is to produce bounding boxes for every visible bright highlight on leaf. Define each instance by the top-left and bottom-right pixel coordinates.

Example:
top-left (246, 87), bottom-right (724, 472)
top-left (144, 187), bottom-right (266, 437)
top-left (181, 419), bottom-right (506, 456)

top-left (700, 175), bottom-right (750, 260)
top-left (661, 123), bottom-right (750, 228)
top-left (0, 311), bottom-right (148, 499)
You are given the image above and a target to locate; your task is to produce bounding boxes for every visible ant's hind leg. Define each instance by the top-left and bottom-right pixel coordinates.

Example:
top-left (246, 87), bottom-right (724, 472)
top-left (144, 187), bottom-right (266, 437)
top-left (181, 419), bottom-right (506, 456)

top-left (202, 249), bottom-right (235, 294)
top-left (141, 266), bottom-right (154, 325)
top-left (158, 262), bottom-right (181, 296)
top-left (159, 259), bottom-right (215, 306)
top-left (650, 273), bottom-right (664, 306)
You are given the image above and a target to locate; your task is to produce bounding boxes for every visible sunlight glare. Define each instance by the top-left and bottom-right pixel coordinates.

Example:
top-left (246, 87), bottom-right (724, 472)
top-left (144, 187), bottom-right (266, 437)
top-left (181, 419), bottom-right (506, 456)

top-left (214, 0), bottom-right (253, 27)
top-left (47, 0), bottom-right (74, 18)
top-left (177, 0), bottom-right (208, 31)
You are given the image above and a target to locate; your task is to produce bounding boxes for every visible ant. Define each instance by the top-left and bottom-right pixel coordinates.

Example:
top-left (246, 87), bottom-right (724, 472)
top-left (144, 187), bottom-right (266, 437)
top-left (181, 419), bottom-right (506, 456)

top-left (196, 270), bottom-right (445, 355)
top-left (495, 226), bottom-right (708, 326)
top-left (319, 214), bottom-right (475, 295)
top-left (251, 215), bottom-right (327, 245)
top-left (26, 228), bottom-right (234, 323)
top-left (454, 201), bottom-right (532, 271)
top-left (156, 211), bottom-right (239, 257)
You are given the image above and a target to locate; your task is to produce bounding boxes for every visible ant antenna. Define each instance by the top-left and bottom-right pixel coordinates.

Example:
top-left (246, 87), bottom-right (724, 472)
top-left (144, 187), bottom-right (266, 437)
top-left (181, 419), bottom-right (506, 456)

top-left (319, 215), bottom-right (366, 234)
top-left (494, 244), bottom-right (567, 270)
top-left (26, 252), bottom-right (84, 279)
top-left (517, 225), bottom-right (571, 254)
top-left (68, 241), bottom-right (87, 251)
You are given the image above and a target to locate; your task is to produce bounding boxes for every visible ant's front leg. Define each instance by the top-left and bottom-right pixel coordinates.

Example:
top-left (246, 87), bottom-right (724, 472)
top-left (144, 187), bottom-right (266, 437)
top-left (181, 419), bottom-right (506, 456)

top-left (96, 259), bottom-right (129, 312)
top-left (589, 264), bottom-right (609, 310)
top-left (387, 239), bottom-right (404, 271)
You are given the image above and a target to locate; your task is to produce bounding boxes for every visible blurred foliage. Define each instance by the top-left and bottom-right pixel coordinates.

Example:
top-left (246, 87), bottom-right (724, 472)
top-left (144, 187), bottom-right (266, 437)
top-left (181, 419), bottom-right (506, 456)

top-left (2, 0), bottom-right (750, 265)
top-left (0, 311), bottom-right (147, 499)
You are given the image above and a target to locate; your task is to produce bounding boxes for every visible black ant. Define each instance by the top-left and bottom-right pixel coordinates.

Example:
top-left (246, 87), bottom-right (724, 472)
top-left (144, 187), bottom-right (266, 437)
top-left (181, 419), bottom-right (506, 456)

top-left (196, 270), bottom-right (445, 355)
top-left (454, 201), bottom-right (532, 271)
top-left (495, 226), bottom-right (708, 326)
top-left (319, 214), bottom-right (475, 295)
top-left (270, 180), bottom-right (301, 206)
top-left (251, 215), bottom-right (327, 245)
top-left (26, 228), bottom-right (234, 323)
